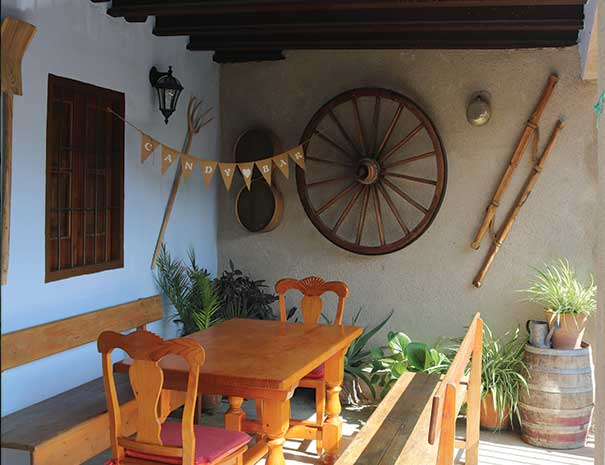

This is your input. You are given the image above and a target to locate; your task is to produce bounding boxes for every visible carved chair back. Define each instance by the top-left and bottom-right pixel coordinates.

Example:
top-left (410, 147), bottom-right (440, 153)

top-left (276, 276), bottom-right (349, 325)
top-left (97, 330), bottom-right (205, 465)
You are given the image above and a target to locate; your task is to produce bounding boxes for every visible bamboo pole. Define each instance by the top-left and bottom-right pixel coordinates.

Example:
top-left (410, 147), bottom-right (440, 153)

top-left (473, 120), bottom-right (564, 288)
top-left (471, 74), bottom-right (559, 251)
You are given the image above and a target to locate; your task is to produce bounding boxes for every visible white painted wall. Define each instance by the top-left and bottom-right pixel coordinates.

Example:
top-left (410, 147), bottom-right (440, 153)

top-left (0, 1), bottom-right (220, 415)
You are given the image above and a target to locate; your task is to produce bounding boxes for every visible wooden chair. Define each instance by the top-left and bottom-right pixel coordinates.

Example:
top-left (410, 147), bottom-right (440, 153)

top-left (262, 276), bottom-right (349, 455)
top-left (98, 329), bottom-right (251, 465)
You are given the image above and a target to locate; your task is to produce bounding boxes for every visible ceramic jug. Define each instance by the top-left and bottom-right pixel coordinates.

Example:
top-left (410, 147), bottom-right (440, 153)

top-left (526, 319), bottom-right (555, 348)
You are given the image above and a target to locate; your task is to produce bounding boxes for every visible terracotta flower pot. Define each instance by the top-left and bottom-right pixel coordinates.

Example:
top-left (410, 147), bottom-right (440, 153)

top-left (480, 393), bottom-right (510, 431)
top-left (545, 311), bottom-right (588, 350)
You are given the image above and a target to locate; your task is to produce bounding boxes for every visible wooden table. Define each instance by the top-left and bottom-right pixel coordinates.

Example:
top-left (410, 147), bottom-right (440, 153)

top-left (115, 318), bottom-right (362, 465)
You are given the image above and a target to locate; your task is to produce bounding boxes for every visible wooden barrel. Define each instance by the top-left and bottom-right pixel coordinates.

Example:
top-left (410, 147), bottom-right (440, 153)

top-left (520, 343), bottom-right (594, 449)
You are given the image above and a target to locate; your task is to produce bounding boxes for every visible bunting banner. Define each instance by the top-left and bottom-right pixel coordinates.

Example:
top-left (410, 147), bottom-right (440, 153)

top-left (137, 128), bottom-right (305, 190)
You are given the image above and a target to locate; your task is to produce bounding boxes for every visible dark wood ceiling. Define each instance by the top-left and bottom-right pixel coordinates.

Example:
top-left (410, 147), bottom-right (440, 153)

top-left (93, 1), bottom-right (587, 63)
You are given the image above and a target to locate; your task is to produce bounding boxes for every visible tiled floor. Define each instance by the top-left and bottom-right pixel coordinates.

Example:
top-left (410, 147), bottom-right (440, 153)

top-left (86, 389), bottom-right (595, 465)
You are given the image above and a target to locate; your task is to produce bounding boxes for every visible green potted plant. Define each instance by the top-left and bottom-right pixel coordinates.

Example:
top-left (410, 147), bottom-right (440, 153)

top-left (480, 324), bottom-right (528, 431)
top-left (154, 245), bottom-right (223, 411)
top-left (523, 259), bottom-right (596, 349)
top-left (371, 332), bottom-right (451, 398)
top-left (214, 260), bottom-right (278, 320)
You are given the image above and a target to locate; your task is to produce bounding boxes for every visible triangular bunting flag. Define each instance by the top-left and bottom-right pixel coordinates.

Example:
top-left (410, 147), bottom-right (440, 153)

top-left (238, 162), bottom-right (254, 190)
top-left (219, 162), bottom-right (237, 190)
top-left (161, 145), bottom-right (180, 175)
top-left (141, 134), bottom-right (160, 163)
top-left (288, 145), bottom-right (305, 169)
top-left (181, 154), bottom-right (198, 182)
top-left (255, 158), bottom-right (273, 185)
top-left (273, 152), bottom-right (290, 179)
top-left (200, 160), bottom-right (217, 187)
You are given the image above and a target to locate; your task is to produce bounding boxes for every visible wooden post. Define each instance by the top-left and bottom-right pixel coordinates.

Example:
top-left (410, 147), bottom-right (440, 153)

top-left (465, 317), bottom-right (483, 465)
top-left (1, 17), bottom-right (37, 284)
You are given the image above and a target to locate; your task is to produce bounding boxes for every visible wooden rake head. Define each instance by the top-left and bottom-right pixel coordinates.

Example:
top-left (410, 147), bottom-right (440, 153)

top-left (187, 96), bottom-right (213, 136)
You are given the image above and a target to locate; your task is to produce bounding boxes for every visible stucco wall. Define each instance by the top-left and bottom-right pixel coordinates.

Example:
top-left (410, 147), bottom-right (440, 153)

top-left (218, 48), bottom-right (597, 345)
top-left (0, 1), bottom-right (220, 415)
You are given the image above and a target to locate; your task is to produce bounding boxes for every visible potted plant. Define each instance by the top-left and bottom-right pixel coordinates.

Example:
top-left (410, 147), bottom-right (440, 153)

top-left (214, 260), bottom-right (278, 320)
top-left (154, 245), bottom-right (223, 412)
top-left (523, 259), bottom-right (596, 349)
top-left (371, 332), bottom-right (451, 398)
top-left (480, 324), bottom-right (528, 431)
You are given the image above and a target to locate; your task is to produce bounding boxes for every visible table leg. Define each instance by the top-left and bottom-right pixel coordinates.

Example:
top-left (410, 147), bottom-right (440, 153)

top-left (262, 398), bottom-right (290, 465)
top-left (225, 396), bottom-right (245, 431)
top-left (323, 350), bottom-right (344, 465)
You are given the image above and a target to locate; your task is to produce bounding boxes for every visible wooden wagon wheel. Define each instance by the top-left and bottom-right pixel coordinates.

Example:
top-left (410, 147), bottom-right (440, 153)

top-left (297, 88), bottom-right (447, 255)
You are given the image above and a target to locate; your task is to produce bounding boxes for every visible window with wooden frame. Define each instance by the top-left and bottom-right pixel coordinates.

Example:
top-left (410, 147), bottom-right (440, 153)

top-left (45, 75), bottom-right (124, 282)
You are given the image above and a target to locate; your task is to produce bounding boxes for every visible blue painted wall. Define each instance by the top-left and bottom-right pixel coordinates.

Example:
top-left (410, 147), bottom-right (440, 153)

top-left (1, 1), bottom-right (220, 415)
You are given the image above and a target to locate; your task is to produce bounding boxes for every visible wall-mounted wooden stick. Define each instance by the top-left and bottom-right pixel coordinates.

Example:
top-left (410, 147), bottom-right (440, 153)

top-left (471, 74), bottom-right (558, 251)
top-left (473, 119), bottom-right (564, 288)
top-left (150, 96), bottom-right (213, 268)
top-left (1, 18), bottom-right (37, 285)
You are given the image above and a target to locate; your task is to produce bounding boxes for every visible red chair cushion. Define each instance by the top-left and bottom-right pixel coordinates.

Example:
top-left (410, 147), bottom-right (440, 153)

top-left (124, 422), bottom-right (251, 465)
top-left (304, 364), bottom-right (325, 379)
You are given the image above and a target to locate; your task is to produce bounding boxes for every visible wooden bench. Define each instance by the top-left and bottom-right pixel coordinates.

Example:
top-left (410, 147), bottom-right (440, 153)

top-left (0, 295), bottom-right (183, 465)
top-left (335, 313), bottom-right (483, 465)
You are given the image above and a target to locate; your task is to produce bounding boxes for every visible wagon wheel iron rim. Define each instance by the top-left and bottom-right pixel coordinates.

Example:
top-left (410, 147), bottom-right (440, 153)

top-left (296, 87), bottom-right (447, 255)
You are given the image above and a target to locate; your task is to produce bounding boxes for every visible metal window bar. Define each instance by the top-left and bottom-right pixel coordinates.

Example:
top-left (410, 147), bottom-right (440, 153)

top-left (83, 94), bottom-right (88, 265)
top-left (105, 101), bottom-right (111, 262)
top-left (56, 85), bottom-right (65, 271)
top-left (94, 94), bottom-right (100, 264)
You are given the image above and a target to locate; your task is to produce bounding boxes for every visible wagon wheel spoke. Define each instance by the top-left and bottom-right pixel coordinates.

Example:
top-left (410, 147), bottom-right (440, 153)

top-left (333, 185), bottom-right (364, 233)
top-left (371, 96), bottom-right (381, 156)
top-left (306, 155), bottom-right (354, 168)
top-left (356, 186), bottom-right (371, 245)
top-left (314, 130), bottom-right (358, 162)
top-left (382, 177), bottom-right (428, 214)
top-left (316, 182), bottom-right (358, 215)
top-left (383, 172), bottom-right (438, 186)
top-left (307, 175), bottom-right (355, 189)
top-left (376, 182), bottom-right (410, 235)
top-left (382, 151), bottom-right (436, 169)
top-left (376, 104), bottom-right (403, 157)
top-left (352, 96), bottom-right (367, 157)
top-left (371, 186), bottom-right (386, 246)
top-left (328, 108), bottom-right (361, 158)
top-left (379, 123), bottom-right (424, 163)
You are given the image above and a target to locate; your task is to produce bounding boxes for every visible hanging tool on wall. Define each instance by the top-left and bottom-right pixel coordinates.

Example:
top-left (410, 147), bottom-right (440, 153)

top-left (471, 74), bottom-right (558, 251)
top-left (473, 119), bottom-right (564, 288)
top-left (151, 96), bottom-right (213, 268)
top-left (1, 17), bottom-right (37, 285)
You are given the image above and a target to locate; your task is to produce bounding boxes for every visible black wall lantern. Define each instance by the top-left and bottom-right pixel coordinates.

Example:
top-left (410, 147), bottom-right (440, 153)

top-left (149, 66), bottom-right (183, 124)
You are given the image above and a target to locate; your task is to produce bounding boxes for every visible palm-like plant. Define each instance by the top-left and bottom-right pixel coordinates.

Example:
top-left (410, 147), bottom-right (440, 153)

top-left (154, 244), bottom-right (222, 336)
top-left (481, 324), bottom-right (528, 429)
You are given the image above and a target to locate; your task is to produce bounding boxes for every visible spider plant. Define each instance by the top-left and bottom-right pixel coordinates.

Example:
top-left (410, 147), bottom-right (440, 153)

top-left (523, 259), bottom-right (596, 321)
top-left (481, 324), bottom-right (528, 429)
top-left (154, 244), bottom-right (222, 335)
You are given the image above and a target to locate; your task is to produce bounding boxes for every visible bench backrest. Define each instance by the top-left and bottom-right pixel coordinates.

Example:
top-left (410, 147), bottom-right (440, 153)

top-left (429, 312), bottom-right (483, 465)
top-left (1, 295), bottom-right (163, 371)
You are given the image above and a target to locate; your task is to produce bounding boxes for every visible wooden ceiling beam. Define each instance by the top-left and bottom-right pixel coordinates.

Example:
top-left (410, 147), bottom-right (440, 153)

top-left (188, 30), bottom-right (579, 51)
top-left (107, 0), bottom-right (587, 18)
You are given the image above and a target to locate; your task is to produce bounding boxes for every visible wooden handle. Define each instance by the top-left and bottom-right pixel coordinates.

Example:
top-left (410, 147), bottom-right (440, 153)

top-left (473, 120), bottom-right (564, 288)
top-left (2, 93), bottom-right (13, 284)
top-left (471, 74), bottom-right (558, 250)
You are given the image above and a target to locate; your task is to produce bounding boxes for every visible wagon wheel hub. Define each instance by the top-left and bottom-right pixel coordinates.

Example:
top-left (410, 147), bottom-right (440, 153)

top-left (356, 158), bottom-right (380, 185)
